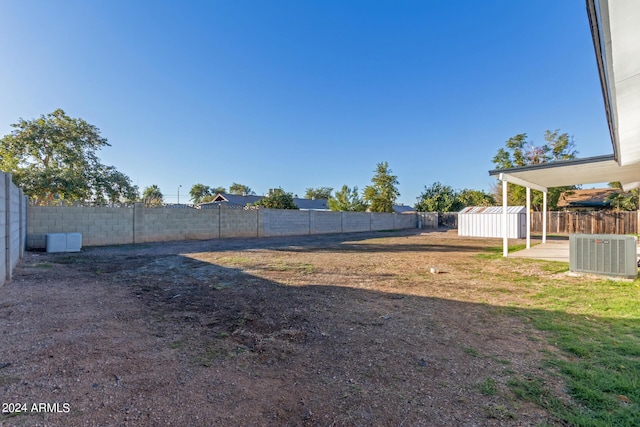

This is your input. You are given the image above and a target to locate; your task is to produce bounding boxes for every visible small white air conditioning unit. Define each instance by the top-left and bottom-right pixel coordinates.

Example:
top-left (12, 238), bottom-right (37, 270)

top-left (46, 233), bottom-right (82, 253)
top-left (569, 234), bottom-right (638, 279)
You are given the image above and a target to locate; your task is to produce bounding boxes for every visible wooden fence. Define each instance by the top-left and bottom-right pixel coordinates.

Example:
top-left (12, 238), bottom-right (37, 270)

top-left (531, 211), bottom-right (639, 235)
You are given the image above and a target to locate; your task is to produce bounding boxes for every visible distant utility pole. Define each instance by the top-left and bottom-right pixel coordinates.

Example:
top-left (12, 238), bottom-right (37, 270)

top-left (178, 184), bottom-right (182, 204)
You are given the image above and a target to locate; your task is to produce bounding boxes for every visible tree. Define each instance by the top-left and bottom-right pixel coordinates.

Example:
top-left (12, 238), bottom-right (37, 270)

top-left (189, 183), bottom-right (212, 204)
top-left (93, 166), bottom-right (139, 205)
top-left (492, 130), bottom-right (578, 210)
top-left (415, 182), bottom-right (462, 212)
top-left (363, 161), bottom-right (400, 213)
top-left (328, 185), bottom-right (368, 212)
top-left (304, 187), bottom-right (333, 200)
top-left (0, 109), bottom-right (138, 204)
top-left (606, 182), bottom-right (639, 211)
top-left (229, 183), bottom-right (255, 195)
top-left (254, 188), bottom-right (298, 209)
top-left (457, 189), bottom-right (495, 207)
top-left (415, 183), bottom-right (496, 212)
top-left (142, 185), bottom-right (163, 207)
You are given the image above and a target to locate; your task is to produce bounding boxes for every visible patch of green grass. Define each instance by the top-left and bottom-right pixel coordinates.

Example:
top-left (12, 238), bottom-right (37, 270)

top-left (505, 273), bottom-right (640, 426)
top-left (476, 244), bottom-right (529, 260)
top-left (169, 340), bottom-right (184, 350)
top-left (489, 356), bottom-right (511, 365)
top-left (198, 340), bottom-right (246, 367)
top-left (268, 261), bottom-right (317, 274)
top-left (482, 403), bottom-right (514, 420)
top-left (216, 256), bottom-right (253, 266)
top-left (463, 346), bottom-right (480, 357)
top-left (539, 261), bottom-right (570, 274)
top-left (479, 377), bottom-right (498, 395)
top-left (30, 262), bottom-right (54, 269)
top-left (199, 348), bottom-right (224, 367)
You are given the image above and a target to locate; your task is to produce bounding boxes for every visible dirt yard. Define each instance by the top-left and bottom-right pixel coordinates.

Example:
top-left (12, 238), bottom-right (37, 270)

top-left (0, 230), bottom-right (567, 426)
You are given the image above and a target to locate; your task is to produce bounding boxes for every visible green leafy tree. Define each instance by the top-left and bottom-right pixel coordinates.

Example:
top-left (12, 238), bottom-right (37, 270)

top-left (363, 161), bottom-right (400, 213)
top-left (328, 185), bottom-right (368, 212)
top-left (142, 185), bottom-right (163, 207)
top-left (191, 184), bottom-right (226, 203)
top-left (606, 182), bottom-right (639, 211)
top-left (457, 189), bottom-right (495, 207)
top-left (0, 109), bottom-right (137, 204)
top-left (229, 183), bottom-right (255, 195)
top-left (189, 183), bottom-right (212, 204)
top-left (254, 188), bottom-right (298, 209)
top-left (304, 187), bottom-right (333, 200)
top-left (492, 130), bottom-right (578, 210)
top-left (416, 183), bottom-right (496, 212)
top-left (93, 167), bottom-right (139, 205)
top-left (415, 182), bottom-right (462, 212)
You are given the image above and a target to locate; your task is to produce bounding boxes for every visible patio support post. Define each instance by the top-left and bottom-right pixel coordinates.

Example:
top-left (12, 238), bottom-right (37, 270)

top-left (526, 187), bottom-right (531, 249)
top-left (542, 191), bottom-right (547, 243)
top-left (503, 180), bottom-right (508, 257)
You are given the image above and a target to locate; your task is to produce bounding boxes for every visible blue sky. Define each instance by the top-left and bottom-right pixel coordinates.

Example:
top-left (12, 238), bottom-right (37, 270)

top-left (0, 1), bottom-right (612, 205)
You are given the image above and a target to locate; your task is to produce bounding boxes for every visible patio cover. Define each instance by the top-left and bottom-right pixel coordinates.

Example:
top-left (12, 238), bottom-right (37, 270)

top-left (488, 155), bottom-right (640, 192)
top-left (486, 0), bottom-right (640, 256)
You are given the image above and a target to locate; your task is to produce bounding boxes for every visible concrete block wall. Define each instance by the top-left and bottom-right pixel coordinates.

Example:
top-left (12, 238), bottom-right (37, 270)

top-left (27, 205), bottom-right (418, 249)
top-left (134, 206), bottom-right (219, 243)
top-left (0, 175), bottom-right (6, 283)
top-left (397, 212), bottom-right (419, 229)
top-left (262, 209), bottom-right (311, 237)
top-left (1, 172), bottom-right (27, 285)
top-left (28, 206), bottom-right (134, 247)
top-left (220, 208), bottom-right (259, 238)
top-left (371, 212), bottom-right (395, 231)
top-left (343, 212), bottom-right (371, 232)
top-left (8, 184), bottom-right (22, 273)
top-left (310, 211), bottom-right (343, 234)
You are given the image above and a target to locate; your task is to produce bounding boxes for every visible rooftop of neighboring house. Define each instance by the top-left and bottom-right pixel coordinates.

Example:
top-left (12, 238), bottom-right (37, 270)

top-left (197, 193), bottom-right (330, 210)
top-left (198, 193), bottom-right (414, 213)
top-left (393, 204), bottom-right (416, 214)
top-left (556, 188), bottom-right (619, 209)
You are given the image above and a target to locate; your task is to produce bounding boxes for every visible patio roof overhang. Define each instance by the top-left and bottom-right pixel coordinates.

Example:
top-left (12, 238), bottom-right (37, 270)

top-left (588, 0), bottom-right (640, 167)
top-left (488, 154), bottom-right (640, 192)
top-left (488, 0), bottom-right (640, 193)
top-left (486, 0), bottom-right (640, 256)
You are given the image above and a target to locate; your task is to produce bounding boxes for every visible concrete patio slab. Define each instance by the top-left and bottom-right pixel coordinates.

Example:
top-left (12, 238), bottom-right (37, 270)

top-left (512, 238), bottom-right (640, 264)
top-left (510, 240), bottom-right (570, 263)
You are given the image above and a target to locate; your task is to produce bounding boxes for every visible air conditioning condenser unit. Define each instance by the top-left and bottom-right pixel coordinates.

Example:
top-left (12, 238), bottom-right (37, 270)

top-left (569, 234), bottom-right (638, 279)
